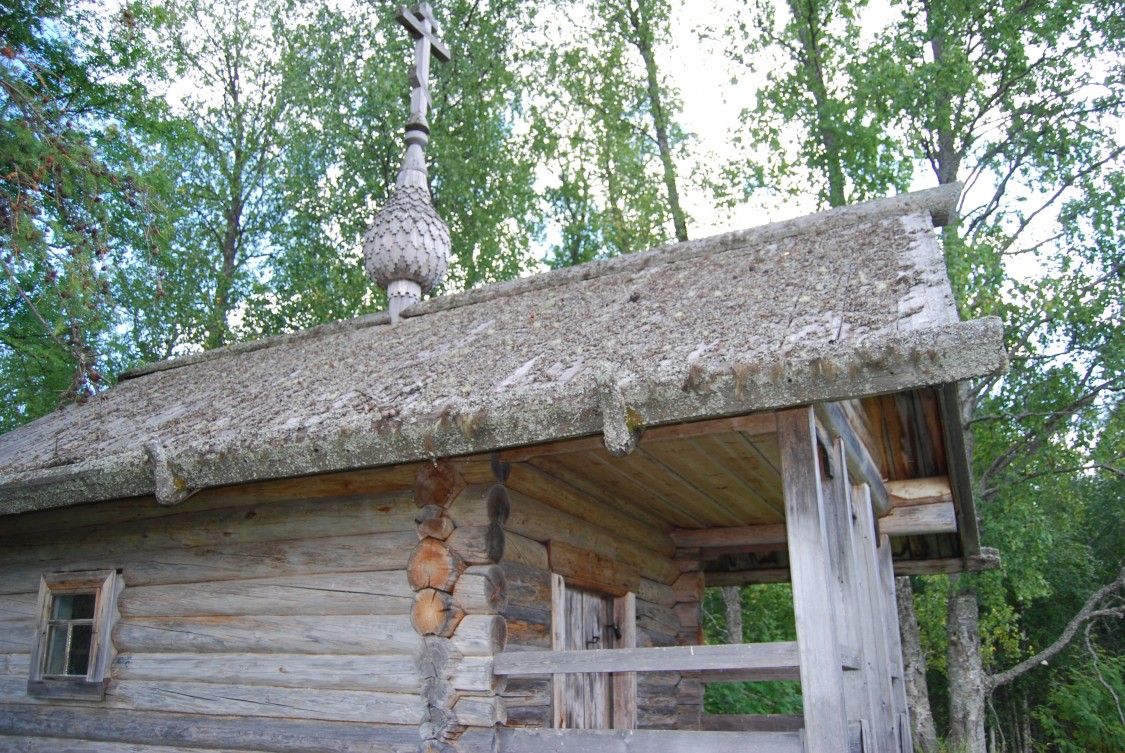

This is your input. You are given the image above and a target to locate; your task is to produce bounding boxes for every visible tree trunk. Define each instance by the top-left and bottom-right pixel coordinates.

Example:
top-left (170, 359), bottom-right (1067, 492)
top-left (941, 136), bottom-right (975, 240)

top-left (947, 579), bottom-right (987, 752)
top-left (625, 0), bottom-right (688, 242)
top-left (896, 576), bottom-right (939, 753)
top-left (721, 586), bottom-right (742, 644)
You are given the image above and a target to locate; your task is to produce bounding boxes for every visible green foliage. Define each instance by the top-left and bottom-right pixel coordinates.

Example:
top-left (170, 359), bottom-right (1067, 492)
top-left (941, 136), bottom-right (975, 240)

top-left (0, 0), bottom-right (158, 428)
top-left (700, 585), bottom-right (802, 715)
top-left (1035, 650), bottom-right (1125, 752)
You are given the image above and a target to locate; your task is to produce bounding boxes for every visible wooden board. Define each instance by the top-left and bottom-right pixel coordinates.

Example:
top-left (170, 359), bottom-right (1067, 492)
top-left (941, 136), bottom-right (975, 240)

top-left (498, 728), bottom-right (802, 753)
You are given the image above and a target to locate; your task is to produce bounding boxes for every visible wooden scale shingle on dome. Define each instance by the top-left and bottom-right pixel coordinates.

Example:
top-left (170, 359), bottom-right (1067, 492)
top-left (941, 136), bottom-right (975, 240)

top-left (0, 5), bottom-right (1005, 753)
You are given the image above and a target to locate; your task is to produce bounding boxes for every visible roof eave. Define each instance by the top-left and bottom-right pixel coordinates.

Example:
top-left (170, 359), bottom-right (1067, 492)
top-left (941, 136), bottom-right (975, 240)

top-left (0, 316), bottom-right (1006, 517)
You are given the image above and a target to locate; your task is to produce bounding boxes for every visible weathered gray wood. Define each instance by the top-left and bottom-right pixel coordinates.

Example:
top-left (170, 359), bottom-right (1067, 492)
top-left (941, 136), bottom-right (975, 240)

top-left (451, 614), bottom-right (507, 656)
top-left (450, 489), bottom-right (679, 585)
top-left (0, 622), bottom-right (33, 653)
top-left (454, 694), bottom-right (507, 726)
top-left (879, 500), bottom-right (958, 537)
top-left (113, 615), bottom-right (421, 655)
top-left (454, 564), bottom-right (508, 614)
top-left (854, 484), bottom-right (896, 753)
top-left (548, 540), bottom-right (640, 596)
top-left (778, 406), bottom-right (850, 753)
top-left (0, 736), bottom-right (265, 753)
top-left (118, 571), bottom-right (414, 618)
top-left (1, 531), bottom-right (420, 594)
top-left (0, 705), bottom-right (455, 753)
top-left (497, 728), bottom-right (803, 753)
top-left (612, 592), bottom-right (637, 730)
top-left (0, 652), bottom-right (29, 675)
top-left (669, 524), bottom-right (787, 549)
top-left (503, 531), bottom-right (549, 570)
top-left (0, 491), bottom-right (417, 567)
top-left (637, 578), bottom-right (676, 609)
top-left (813, 401), bottom-right (890, 516)
top-left (495, 641), bottom-right (801, 676)
top-left (111, 652), bottom-right (421, 692)
top-left (447, 523), bottom-right (505, 565)
top-left (500, 560), bottom-right (551, 609)
top-left (700, 714), bottom-right (804, 732)
top-left (0, 675), bottom-right (422, 725)
top-left (0, 592), bottom-right (37, 621)
top-left (884, 477), bottom-right (952, 506)
top-left (449, 655), bottom-right (506, 693)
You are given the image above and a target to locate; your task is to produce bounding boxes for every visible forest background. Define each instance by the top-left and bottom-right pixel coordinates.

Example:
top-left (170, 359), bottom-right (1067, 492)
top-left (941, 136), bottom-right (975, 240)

top-left (2, 0), bottom-right (1123, 750)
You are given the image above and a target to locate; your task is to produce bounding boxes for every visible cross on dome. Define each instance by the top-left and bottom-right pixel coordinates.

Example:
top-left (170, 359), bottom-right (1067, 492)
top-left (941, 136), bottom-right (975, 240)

top-left (396, 3), bottom-right (451, 124)
top-left (363, 3), bottom-right (453, 324)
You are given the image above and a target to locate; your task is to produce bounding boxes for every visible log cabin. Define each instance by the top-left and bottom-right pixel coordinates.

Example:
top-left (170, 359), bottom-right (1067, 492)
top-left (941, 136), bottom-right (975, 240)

top-left (0, 6), bottom-right (1006, 753)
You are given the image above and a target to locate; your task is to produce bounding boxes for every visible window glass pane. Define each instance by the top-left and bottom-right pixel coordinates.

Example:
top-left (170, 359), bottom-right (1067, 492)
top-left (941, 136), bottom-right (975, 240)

top-left (44, 624), bottom-right (69, 675)
top-left (67, 623), bottom-right (93, 675)
top-left (51, 593), bottom-right (96, 620)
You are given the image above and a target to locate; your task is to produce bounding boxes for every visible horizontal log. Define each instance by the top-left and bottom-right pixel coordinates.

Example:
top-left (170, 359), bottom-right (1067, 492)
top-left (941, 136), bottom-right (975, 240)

top-left (449, 656), bottom-right (506, 693)
top-left (636, 601), bottom-right (682, 638)
top-left (110, 652), bottom-right (421, 692)
top-left (885, 476), bottom-right (953, 506)
top-left (0, 736), bottom-right (266, 753)
top-left (813, 402), bottom-right (889, 516)
top-left (454, 565), bottom-right (508, 614)
top-left (447, 524), bottom-right (505, 565)
top-left (494, 642), bottom-right (801, 676)
top-left (497, 728), bottom-right (802, 753)
top-left (114, 615), bottom-right (420, 655)
top-left (0, 622), bottom-right (33, 653)
top-left (0, 491), bottom-right (417, 567)
top-left (672, 571), bottom-right (704, 603)
top-left (0, 592), bottom-right (37, 621)
top-left (412, 588), bottom-right (465, 637)
top-left (416, 505), bottom-right (456, 540)
top-left (505, 466), bottom-right (673, 557)
top-left (454, 695), bottom-right (507, 726)
top-left (500, 561), bottom-right (550, 609)
top-left (548, 540), bottom-right (639, 596)
top-left (450, 614), bottom-right (507, 657)
top-left (879, 501), bottom-right (958, 536)
top-left (118, 571), bottom-right (414, 617)
top-left (409, 538), bottom-right (465, 592)
top-left (502, 531), bottom-right (549, 570)
top-left (0, 652), bottom-right (29, 675)
top-left (0, 705), bottom-right (482, 753)
top-left (670, 524), bottom-right (787, 550)
top-left (637, 578), bottom-right (676, 609)
top-left (1, 531), bottom-right (419, 594)
top-left (0, 675), bottom-right (422, 725)
top-left (414, 459), bottom-right (466, 509)
top-left (450, 489), bottom-right (679, 585)
top-left (0, 464), bottom-right (419, 544)
top-left (701, 714), bottom-right (804, 733)
top-left (710, 548), bottom-right (1002, 583)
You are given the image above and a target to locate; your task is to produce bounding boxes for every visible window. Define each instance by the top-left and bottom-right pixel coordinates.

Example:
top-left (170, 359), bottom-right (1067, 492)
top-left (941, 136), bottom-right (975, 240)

top-left (28, 570), bottom-right (120, 700)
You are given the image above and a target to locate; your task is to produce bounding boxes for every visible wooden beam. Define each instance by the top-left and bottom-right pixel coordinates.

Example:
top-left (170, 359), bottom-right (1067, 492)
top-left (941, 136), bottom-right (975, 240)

top-left (704, 547), bottom-right (1001, 584)
top-left (701, 715), bottom-right (804, 733)
top-left (879, 501), bottom-right (958, 537)
top-left (777, 406), bottom-right (851, 753)
top-left (885, 477), bottom-right (952, 507)
top-left (498, 728), bottom-right (803, 753)
top-left (498, 413), bottom-right (778, 462)
top-left (495, 641), bottom-right (800, 676)
top-left (705, 569), bottom-right (791, 586)
top-left (670, 524), bottom-right (787, 549)
top-left (813, 402), bottom-right (890, 516)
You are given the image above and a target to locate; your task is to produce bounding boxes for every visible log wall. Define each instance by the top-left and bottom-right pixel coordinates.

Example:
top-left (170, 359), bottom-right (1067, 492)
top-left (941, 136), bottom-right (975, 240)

top-left (0, 466), bottom-right (444, 753)
top-left (445, 464), bottom-right (705, 732)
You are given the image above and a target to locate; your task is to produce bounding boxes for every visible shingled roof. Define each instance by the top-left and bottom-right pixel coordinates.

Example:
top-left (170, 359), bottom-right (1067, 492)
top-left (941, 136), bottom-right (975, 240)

top-left (0, 185), bottom-right (1006, 516)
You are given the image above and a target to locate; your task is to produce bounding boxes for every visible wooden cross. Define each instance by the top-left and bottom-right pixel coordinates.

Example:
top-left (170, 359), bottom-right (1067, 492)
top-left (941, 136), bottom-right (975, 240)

top-left (396, 3), bottom-right (451, 123)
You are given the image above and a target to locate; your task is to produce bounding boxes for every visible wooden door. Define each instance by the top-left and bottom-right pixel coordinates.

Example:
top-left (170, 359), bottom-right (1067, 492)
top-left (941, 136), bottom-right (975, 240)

top-left (551, 576), bottom-right (635, 729)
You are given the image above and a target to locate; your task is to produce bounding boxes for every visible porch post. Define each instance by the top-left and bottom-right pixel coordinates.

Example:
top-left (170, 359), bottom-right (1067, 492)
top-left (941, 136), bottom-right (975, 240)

top-left (777, 407), bottom-right (850, 753)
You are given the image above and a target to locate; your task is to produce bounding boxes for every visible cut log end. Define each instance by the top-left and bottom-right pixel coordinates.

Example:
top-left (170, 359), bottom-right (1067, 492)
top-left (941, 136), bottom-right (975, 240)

top-left (415, 460), bottom-right (467, 509)
top-left (408, 538), bottom-right (466, 592)
top-left (412, 588), bottom-right (465, 637)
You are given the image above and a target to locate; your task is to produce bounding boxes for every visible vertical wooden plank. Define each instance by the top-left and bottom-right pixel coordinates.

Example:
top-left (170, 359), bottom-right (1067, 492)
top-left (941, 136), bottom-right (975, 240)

top-left (877, 536), bottom-right (912, 751)
top-left (612, 592), bottom-right (637, 730)
top-left (551, 573), bottom-right (566, 729)
top-left (777, 406), bottom-right (850, 753)
top-left (853, 483), bottom-right (895, 753)
top-left (823, 440), bottom-right (881, 753)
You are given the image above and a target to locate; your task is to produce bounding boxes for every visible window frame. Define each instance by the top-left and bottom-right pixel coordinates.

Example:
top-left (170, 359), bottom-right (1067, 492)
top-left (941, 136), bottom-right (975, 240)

top-left (27, 569), bottom-right (120, 700)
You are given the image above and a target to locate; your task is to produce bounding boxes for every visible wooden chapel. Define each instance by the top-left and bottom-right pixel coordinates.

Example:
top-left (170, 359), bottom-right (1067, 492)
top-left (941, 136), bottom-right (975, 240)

top-left (0, 4), bottom-right (1007, 753)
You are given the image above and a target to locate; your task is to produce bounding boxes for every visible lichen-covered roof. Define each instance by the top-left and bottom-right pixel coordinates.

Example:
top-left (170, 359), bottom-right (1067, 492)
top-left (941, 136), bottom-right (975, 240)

top-left (0, 185), bottom-right (1006, 515)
